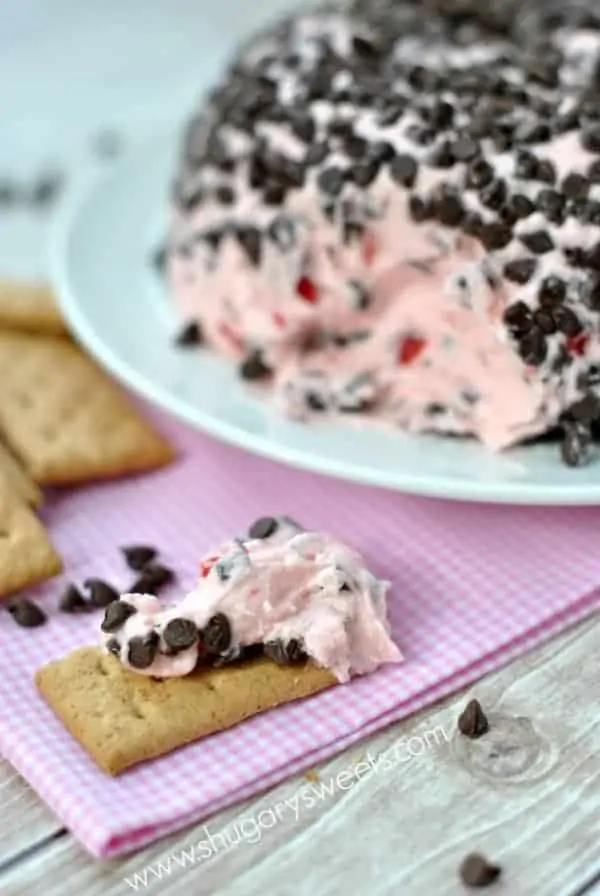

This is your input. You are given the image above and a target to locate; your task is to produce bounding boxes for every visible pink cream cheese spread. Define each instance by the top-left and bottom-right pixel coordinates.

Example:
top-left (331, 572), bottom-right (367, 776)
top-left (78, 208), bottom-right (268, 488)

top-left (100, 516), bottom-right (401, 683)
top-left (163, 2), bottom-right (600, 467)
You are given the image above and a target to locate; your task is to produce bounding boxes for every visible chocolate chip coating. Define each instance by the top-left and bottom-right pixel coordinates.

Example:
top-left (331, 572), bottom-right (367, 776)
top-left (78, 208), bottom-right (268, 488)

top-left (163, 617), bottom-right (200, 653)
top-left (101, 600), bottom-right (137, 634)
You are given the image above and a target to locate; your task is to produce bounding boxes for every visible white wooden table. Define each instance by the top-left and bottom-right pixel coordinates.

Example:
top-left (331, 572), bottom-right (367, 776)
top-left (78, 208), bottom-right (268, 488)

top-left (1, 4), bottom-right (599, 893)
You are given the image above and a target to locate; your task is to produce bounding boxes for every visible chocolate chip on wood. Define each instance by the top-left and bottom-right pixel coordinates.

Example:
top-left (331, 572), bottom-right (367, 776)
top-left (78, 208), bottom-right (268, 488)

top-left (459, 853), bottom-right (502, 888)
top-left (458, 699), bottom-right (490, 739)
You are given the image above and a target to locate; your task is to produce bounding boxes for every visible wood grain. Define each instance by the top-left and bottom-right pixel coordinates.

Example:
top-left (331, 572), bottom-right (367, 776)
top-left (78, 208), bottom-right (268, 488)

top-left (0, 614), bottom-right (598, 896)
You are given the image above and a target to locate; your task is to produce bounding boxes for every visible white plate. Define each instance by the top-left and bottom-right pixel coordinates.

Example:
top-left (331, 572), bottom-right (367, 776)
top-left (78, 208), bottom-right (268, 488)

top-left (51, 131), bottom-right (600, 504)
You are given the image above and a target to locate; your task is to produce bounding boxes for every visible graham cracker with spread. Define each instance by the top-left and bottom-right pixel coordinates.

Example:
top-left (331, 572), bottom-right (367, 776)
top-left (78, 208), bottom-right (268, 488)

top-left (0, 281), bottom-right (68, 336)
top-left (36, 647), bottom-right (337, 774)
top-left (0, 441), bottom-right (43, 508)
top-left (0, 331), bottom-right (175, 485)
top-left (0, 487), bottom-right (62, 597)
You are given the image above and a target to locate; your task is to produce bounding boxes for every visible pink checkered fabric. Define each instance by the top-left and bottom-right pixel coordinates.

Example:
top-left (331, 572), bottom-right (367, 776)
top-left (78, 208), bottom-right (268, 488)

top-left (0, 412), bottom-right (598, 858)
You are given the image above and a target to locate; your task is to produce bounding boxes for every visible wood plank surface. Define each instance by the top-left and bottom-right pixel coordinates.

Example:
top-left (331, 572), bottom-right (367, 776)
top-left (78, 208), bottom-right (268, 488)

top-left (0, 614), bottom-right (597, 896)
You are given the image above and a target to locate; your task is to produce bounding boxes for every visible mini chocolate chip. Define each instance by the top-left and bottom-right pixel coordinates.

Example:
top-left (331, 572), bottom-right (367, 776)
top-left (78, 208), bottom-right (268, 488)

top-left (570, 394), bottom-right (600, 423)
top-left (369, 141), bottom-right (395, 163)
top-left (436, 192), bottom-right (465, 228)
top-left (480, 178), bottom-right (507, 211)
top-left (163, 617), bottom-right (199, 652)
top-left (59, 583), bottom-right (89, 614)
top-left (452, 136), bottom-right (479, 162)
top-left (344, 135), bottom-right (368, 160)
top-left (503, 258), bottom-right (537, 285)
top-left (389, 154), bottom-right (417, 188)
top-left (268, 215), bottom-right (296, 251)
top-left (534, 309), bottom-right (557, 335)
top-left (538, 276), bottom-right (566, 305)
top-left (240, 350), bottom-right (272, 381)
top-left (518, 327), bottom-right (547, 366)
top-left (128, 632), bottom-right (159, 669)
top-left (139, 564), bottom-right (173, 588)
top-left (264, 638), bottom-right (307, 665)
top-left (215, 185), bottom-right (235, 205)
top-left (480, 222), bottom-right (512, 251)
top-left (7, 598), bottom-right (46, 628)
top-left (462, 212), bottom-right (483, 237)
top-left (263, 183), bottom-right (286, 206)
top-left (561, 423), bottom-right (591, 468)
top-left (84, 579), bottom-right (120, 608)
top-left (175, 321), bottom-right (203, 347)
top-left (408, 196), bottom-right (433, 223)
top-left (203, 613), bottom-right (232, 654)
top-left (101, 600), bottom-right (137, 633)
top-left (561, 173), bottom-right (589, 200)
top-left (503, 300), bottom-right (532, 333)
top-left (508, 194), bottom-right (535, 220)
top-left (520, 230), bottom-right (554, 254)
top-left (122, 545), bottom-right (158, 571)
top-left (428, 141), bottom-right (455, 169)
top-left (581, 124), bottom-right (600, 153)
top-left (536, 159), bottom-right (556, 185)
top-left (466, 158), bottom-right (493, 189)
top-left (552, 306), bottom-right (582, 337)
top-left (351, 159), bottom-right (380, 188)
top-left (458, 699), bottom-right (489, 739)
top-left (317, 167), bottom-right (346, 197)
top-left (305, 143), bottom-right (329, 166)
top-left (235, 226), bottom-right (262, 266)
top-left (459, 853), bottom-right (501, 888)
top-left (585, 243), bottom-right (600, 271)
top-left (249, 516), bottom-right (278, 539)
top-left (588, 159), bottom-right (600, 183)
top-left (291, 116), bottom-right (315, 143)
top-left (514, 149), bottom-right (538, 179)
top-left (106, 638), bottom-right (121, 658)
top-left (536, 188), bottom-right (566, 224)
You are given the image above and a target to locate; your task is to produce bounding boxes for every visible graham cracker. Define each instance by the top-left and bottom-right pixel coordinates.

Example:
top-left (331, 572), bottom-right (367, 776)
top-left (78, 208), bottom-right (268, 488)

top-left (0, 331), bottom-right (175, 485)
top-left (35, 647), bottom-right (338, 774)
top-left (0, 280), bottom-right (68, 336)
top-left (0, 441), bottom-right (43, 508)
top-left (0, 488), bottom-right (62, 597)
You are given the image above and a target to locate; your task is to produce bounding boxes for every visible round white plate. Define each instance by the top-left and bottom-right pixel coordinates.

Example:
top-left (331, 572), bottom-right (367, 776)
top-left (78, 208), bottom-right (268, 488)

top-left (51, 131), bottom-right (600, 504)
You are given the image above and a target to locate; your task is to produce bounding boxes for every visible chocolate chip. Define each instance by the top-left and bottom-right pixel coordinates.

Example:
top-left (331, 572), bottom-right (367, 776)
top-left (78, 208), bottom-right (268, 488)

top-left (344, 135), bottom-right (368, 160)
top-left (268, 215), bottom-right (295, 251)
top-left (534, 309), bottom-right (557, 335)
top-left (139, 564), bottom-right (173, 588)
top-left (317, 167), bottom-right (346, 197)
top-left (7, 598), bottom-right (46, 628)
top-left (291, 116), bottom-right (316, 144)
top-left (457, 698), bottom-right (489, 739)
top-left (466, 158), bottom-right (493, 189)
top-left (538, 276), bottom-right (566, 306)
top-left (520, 230), bottom-right (554, 254)
top-left (536, 188), bottom-right (565, 224)
top-left (480, 178), bottom-right (507, 211)
top-left (389, 154), bottom-right (417, 188)
top-left (106, 638), bottom-right (121, 658)
top-left (378, 100), bottom-right (405, 127)
top-left (58, 583), bottom-right (89, 614)
top-left (249, 516), bottom-right (278, 539)
top-left (128, 632), bottom-right (159, 669)
top-left (480, 222), bottom-right (512, 251)
top-left (235, 226), bottom-right (262, 266)
top-left (264, 638), bottom-right (307, 665)
top-left (263, 183), bottom-right (285, 206)
top-left (503, 300), bottom-right (532, 334)
top-left (561, 173), bottom-right (589, 200)
top-left (239, 350), bottom-right (272, 381)
top-left (588, 159), bottom-right (600, 183)
top-left (451, 136), bottom-right (479, 162)
top-left (518, 327), bottom-right (547, 366)
top-left (514, 149), bottom-right (538, 179)
top-left (122, 545), bottom-right (158, 571)
top-left (581, 124), bottom-right (600, 153)
top-left (203, 613), bottom-right (232, 654)
top-left (305, 143), bottom-right (329, 167)
top-left (436, 192), bottom-right (465, 228)
top-left (408, 196), bottom-right (433, 223)
top-left (369, 141), bottom-right (395, 163)
top-left (428, 141), bottom-right (455, 169)
top-left (552, 306), bottom-right (582, 337)
top-left (570, 394), bottom-right (600, 424)
top-left (163, 617), bottom-right (199, 652)
top-left (561, 423), bottom-right (592, 468)
top-left (175, 321), bottom-right (203, 347)
top-left (351, 159), bottom-right (380, 188)
top-left (503, 258), bottom-right (537, 285)
top-left (459, 853), bottom-right (501, 888)
top-left (508, 194), bottom-right (535, 220)
top-left (84, 579), bottom-right (120, 608)
top-left (536, 159), bottom-right (556, 185)
top-left (101, 600), bottom-right (137, 633)
top-left (462, 212), bottom-right (483, 237)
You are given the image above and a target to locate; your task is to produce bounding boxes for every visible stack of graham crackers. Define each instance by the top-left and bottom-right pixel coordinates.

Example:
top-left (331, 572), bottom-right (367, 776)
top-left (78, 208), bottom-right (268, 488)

top-left (0, 281), bottom-right (175, 597)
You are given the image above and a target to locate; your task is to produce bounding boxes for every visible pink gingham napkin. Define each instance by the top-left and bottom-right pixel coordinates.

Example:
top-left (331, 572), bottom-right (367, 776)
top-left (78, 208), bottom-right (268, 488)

top-left (0, 413), bottom-right (599, 858)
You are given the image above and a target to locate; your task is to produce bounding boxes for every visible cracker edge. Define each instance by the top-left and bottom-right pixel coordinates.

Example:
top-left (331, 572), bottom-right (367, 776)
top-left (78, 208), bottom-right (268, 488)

top-left (0, 281), bottom-right (68, 336)
top-left (0, 441), bottom-right (43, 508)
top-left (35, 647), bottom-right (338, 775)
top-left (0, 494), bottom-right (62, 598)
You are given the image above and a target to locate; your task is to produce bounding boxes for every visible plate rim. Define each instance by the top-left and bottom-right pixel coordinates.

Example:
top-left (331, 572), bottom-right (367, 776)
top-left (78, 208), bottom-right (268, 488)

top-left (49, 133), bottom-right (600, 506)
